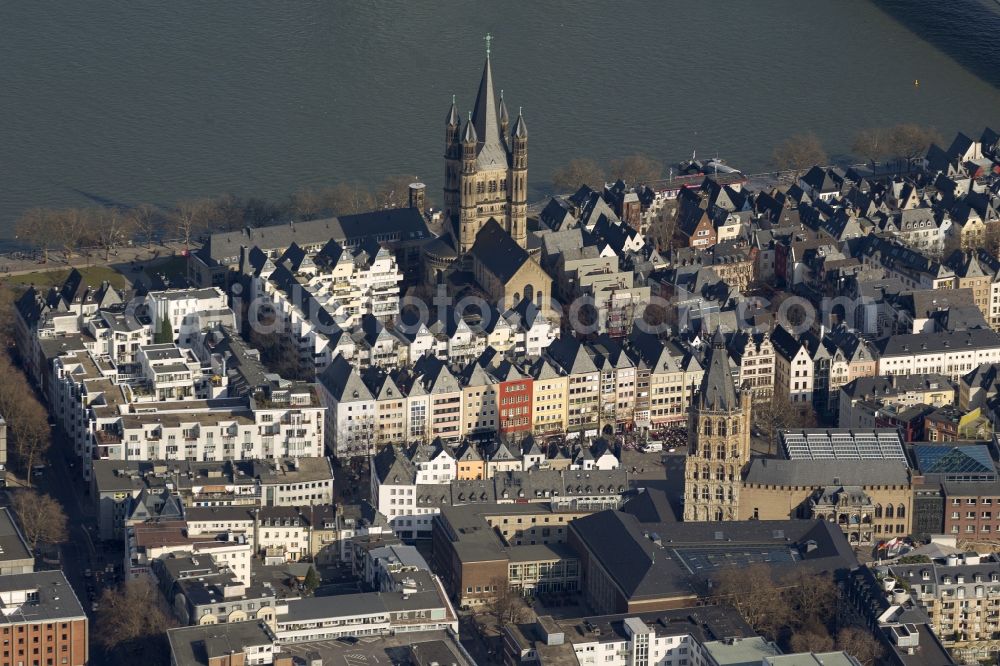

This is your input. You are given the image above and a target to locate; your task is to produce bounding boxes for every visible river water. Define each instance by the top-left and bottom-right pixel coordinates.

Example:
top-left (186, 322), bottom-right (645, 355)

top-left (1, 0), bottom-right (999, 244)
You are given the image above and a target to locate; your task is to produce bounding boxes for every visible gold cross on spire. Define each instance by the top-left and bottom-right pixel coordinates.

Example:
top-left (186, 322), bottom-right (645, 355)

top-left (484, 33), bottom-right (492, 58)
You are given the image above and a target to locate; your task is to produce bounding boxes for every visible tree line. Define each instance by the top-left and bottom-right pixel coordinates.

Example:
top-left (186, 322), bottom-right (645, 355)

top-left (13, 174), bottom-right (428, 262)
top-left (715, 564), bottom-right (884, 666)
top-left (0, 287), bottom-right (68, 555)
top-left (550, 123), bottom-right (945, 194)
top-left (772, 123), bottom-right (944, 177)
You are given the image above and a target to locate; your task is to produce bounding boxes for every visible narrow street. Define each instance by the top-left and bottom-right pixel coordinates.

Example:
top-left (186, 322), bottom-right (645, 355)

top-left (37, 431), bottom-right (111, 666)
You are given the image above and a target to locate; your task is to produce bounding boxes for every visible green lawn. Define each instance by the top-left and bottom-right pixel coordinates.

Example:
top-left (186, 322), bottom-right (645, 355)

top-left (3, 265), bottom-right (131, 290)
top-left (142, 255), bottom-right (188, 283)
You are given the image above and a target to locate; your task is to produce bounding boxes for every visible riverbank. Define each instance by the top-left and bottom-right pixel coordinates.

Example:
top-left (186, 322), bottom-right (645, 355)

top-left (0, 242), bottom-right (193, 291)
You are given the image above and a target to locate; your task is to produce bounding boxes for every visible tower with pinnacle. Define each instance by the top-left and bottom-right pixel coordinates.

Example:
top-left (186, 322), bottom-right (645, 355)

top-left (683, 329), bottom-right (753, 522)
top-left (443, 34), bottom-right (528, 255)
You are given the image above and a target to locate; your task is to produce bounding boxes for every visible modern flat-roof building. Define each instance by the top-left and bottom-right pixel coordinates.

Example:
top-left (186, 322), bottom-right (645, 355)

top-left (0, 571), bottom-right (89, 666)
top-left (167, 620), bottom-right (280, 666)
top-left (92, 457), bottom-right (334, 541)
top-left (0, 508), bottom-right (34, 576)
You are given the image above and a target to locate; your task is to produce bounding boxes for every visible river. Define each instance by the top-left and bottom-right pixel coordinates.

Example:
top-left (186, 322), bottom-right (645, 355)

top-left (1, 0), bottom-right (998, 245)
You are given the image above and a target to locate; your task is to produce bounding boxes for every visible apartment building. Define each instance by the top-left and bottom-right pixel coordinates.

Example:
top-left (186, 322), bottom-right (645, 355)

top-left (95, 382), bottom-right (324, 464)
top-left (838, 374), bottom-right (955, 430)
top-left (876, 330), bottom-right (1000, 382)
top-left (88, 457), bottom-right (335, 529)
top-left (771, 325), bottom-right (814, 413)
top-left (529, 358), bottom-right (568, 436)
top-left (885, 553), bottom-right (1000, 661)
top-left (546, 338), bottom-right (600, 437)
top-left (146, 288), bottom-right (233, 347)
top-left (0, 571), bottom-right (89, 666)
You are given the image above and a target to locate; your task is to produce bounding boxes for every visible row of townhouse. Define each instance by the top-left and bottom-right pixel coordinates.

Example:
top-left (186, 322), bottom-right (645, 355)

top-left (372, 440), bottom-right (628, 539)
top-left (876, 330), bottom-right (1000, 383)
top-left (248, 256), bottom-right (557, 378)
top-left (247, 237), bottom-right (403, 331)
top-left (770, 324), bottom-right (879, 419)
top-left (318, 330), bottom-right (706, 459)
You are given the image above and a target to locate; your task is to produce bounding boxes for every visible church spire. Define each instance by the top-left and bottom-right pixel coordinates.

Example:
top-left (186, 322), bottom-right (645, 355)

top-left (471, 34), bottom-right (503, 157)
top-left (498, 89), bottom-right (509, 136)
top-left (462, 110), bottom-right (478, 145)
top-left (446, 94), bottom-right (459, 127)
top-left (512, 106), bottom-right (527, 139)
top-left (699, 327), bottom-right (738, 411)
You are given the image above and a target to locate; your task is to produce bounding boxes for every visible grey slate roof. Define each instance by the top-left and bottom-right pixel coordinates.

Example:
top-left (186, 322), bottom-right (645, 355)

top-left (204, 209), bottom-right (431, 264)
top-left (876, 329), bottom-right (1000, 357)
top-left (743, 458), bottom-right (910, 487)
top-left (470, 219), bottom-right (530, 283)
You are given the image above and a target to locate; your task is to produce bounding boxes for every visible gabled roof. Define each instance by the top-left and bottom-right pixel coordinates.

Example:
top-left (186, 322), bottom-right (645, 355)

top-left (545, 336), bottom-right (598, 376)
top-left (469, 219), bottom-right (530, 283)
top-left (770, 325), bottom-right (804, 362)
top-left (373, 446), bottom-right (415, 485)
top-left (318, 354), bottom-right (373, 403)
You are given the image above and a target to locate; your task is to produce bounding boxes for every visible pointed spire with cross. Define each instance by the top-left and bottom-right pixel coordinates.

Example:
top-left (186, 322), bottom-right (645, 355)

top-left (484, 32), bottom-right (492, 58)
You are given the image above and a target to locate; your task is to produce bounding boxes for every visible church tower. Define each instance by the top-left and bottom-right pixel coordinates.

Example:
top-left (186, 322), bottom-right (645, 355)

top-left (683, 329), bottom-right (752, 522)
top-left (443, 35), bottom-right (528, 255)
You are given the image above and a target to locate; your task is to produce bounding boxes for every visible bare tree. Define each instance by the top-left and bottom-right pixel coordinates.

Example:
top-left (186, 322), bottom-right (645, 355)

top-left (374, 175), bottom-right (421, 210)
top-left (885, 123), bottom-right (943, 162)
top-left (483, 577), bottom-right (529, 631)
top-left (15, 208), bottom-right (58, 263)
top-left (714, 564), bottom-right (791, 641)
top-left (0, 361), bottom-right (51, 484)
top-left (790, 629), bottom-right (834, 654)
top-left (772, 133), bottom-right (828, 177)
top-left (609, 154), bottom-right (662, 185)
top-left (199, 194), bottom-right (245, 232)
top-left (292, 187), bottom-right (324, 219)
top-left (852, 128), bottom-right (888, 167)
top-left (323, 182), bottom-right (376, 215)
top-left (0, 286), bottom-right (18, 348)
top-left (243, 197), bottom-right (284, 227)
top-left (10, 490), bottom-right (67, 552)
top-left (835, 627), bottom-right (884, 666)
top-left (172, 199), bottom-right (207, 248)
top-left (96, 577), bottom-right (176, 666)
top-left (94, 208), bottom-right (136, 260)
top-left (54, 208), bottom-right (92, 259)
top-left (752, 394), bottom-right (814, 456)
top-left (552, 158), bottom-right (606, 192)
top-left (128, 203), bottom-right (160, 248)
top-left (782, 568), bottom-right (839, 630)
